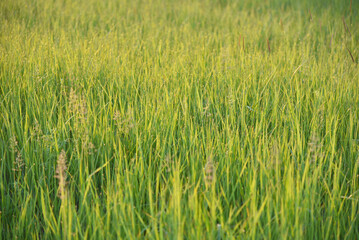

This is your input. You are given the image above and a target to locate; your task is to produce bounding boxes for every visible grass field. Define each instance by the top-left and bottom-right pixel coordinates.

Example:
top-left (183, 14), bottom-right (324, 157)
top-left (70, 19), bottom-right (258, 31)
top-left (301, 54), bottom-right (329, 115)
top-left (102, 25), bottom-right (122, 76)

top-left (1, 0), bottom-right (359, 239)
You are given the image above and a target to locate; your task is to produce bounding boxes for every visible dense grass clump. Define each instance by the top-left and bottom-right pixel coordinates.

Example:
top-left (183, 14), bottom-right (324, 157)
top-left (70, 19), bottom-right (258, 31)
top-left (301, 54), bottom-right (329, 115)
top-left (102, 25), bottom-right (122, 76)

top-left (1, 0), bottom-right (358, 238)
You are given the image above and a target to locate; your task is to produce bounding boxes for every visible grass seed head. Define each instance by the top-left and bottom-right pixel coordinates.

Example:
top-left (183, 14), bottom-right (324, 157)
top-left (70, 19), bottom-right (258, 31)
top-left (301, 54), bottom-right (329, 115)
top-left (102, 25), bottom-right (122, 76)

top-left (69, 88), bottom-right (79, 115)
top-left (9, 136), bottom-right (18, 153)
top-left (31, 120), bottom-right (43, 141)
top-left (55, 150), bottom-right (68, 200)
top-left (204, 156), bottom-right (215, 186)
top-left (113, 109), bottom-right (135, 134)
top-left (308, 133), bottom-right (322, 162)
top-left (164, 154), bottom-right (173, 173)
top-left (12, 151), bottom-right (24, 172)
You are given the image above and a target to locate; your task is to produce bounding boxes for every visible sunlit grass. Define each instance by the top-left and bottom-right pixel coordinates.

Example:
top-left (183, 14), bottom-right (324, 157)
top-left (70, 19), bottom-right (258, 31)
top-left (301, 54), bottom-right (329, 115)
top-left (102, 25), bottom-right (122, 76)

top-left (1, 0), bottom-right (358, 238)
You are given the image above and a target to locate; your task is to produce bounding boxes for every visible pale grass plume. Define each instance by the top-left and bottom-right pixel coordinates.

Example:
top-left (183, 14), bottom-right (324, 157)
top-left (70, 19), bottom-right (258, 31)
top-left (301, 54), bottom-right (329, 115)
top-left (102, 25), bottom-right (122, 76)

top-left (202, 99), bottom-right (212, 118)
top-left (13, 151), bottom-right (24, 172)
top-left (269, 140), bottom-right (282, 168)
top-left (69, 88), bottom-right (79, 115)
top-left (113, 108), bottom-right (135, 134)
top-left (69, 87), bottom-right (88, 122)
top-left (308, 132), bottom-right (322, 163)
top-left (31, 120), bottom-right (54, 147)
top-left (83, 141), bottom-right (96, 155)
top-left (9, 136), bottom-right (24, 172)
top-left (227, 91), bottom-right (235, 107)
top-left (68, 88), bottom-right (92, 154)
top-left (31, 120), bottom-right (43, 139)
top-left (55, 150), bottom-right (68, 200)
top-left (204, 156), bottom-right (215, 187)
top-left (9, 136), bottom-right (18, 153)
top-left (164, 154), bottom-right (173, 173)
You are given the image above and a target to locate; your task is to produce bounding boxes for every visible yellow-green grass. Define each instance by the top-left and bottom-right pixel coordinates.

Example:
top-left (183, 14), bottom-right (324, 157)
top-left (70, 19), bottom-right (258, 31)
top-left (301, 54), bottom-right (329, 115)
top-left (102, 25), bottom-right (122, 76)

top-left (1, 0), bottom-right (358, 238)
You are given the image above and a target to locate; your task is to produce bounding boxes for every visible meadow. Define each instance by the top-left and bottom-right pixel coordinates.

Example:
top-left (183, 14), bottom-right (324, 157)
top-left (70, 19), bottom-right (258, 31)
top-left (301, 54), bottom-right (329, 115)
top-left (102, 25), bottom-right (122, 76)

top-left (0, 0), bottom-right (358, 238)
